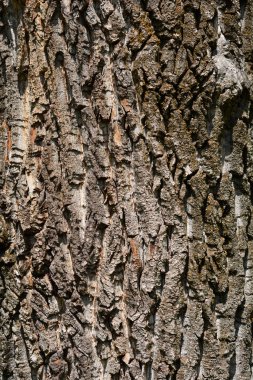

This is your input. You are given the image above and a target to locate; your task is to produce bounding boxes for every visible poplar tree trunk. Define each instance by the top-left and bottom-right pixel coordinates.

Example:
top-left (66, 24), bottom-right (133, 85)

top-left (1, 0), bottom-right (253, 379)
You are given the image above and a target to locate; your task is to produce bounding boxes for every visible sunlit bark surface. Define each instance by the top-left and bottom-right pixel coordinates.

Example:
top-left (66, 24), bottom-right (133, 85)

top-left (1, 0), bottom-right (253, 379)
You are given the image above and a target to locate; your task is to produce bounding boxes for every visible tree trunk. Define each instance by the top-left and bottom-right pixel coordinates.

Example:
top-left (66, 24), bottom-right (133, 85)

top-left (0, 0), bottom-right (253, 379)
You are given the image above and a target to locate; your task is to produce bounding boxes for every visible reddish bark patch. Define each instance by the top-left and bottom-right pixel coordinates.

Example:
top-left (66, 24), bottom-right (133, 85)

top-left (130, 239), bottom-right (142, 269)
top-left (30, 127), bottom-right (37, 144)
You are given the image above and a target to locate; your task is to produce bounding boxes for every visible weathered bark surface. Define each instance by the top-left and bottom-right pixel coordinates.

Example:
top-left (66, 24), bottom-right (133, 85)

top-left (0, 0), bottom-right (253, 379)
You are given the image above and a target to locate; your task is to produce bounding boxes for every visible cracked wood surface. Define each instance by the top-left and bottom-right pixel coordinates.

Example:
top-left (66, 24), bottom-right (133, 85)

top-left (0, 0), bottom-right (253, 379)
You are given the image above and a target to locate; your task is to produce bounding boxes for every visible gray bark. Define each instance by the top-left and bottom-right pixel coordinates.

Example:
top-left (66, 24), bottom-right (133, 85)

top-left (0, 0), bottom-right (253, 379)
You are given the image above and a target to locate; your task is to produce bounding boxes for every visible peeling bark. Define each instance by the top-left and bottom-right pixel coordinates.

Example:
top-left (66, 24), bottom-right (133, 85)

top-left (0, 0), bottom-right (253, 379)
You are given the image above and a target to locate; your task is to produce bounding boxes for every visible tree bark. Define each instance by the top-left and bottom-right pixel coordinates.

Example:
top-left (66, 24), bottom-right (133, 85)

top-left (0, 0), bottom-right (253, 379)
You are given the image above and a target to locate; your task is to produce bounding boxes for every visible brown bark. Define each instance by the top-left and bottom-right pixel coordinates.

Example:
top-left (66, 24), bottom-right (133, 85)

top-left (0, 0), bottom-right (253, 379)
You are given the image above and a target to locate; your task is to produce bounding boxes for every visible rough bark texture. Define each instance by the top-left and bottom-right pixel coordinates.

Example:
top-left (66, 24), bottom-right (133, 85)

top-left (0, 0), bottom-right (253, 379)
